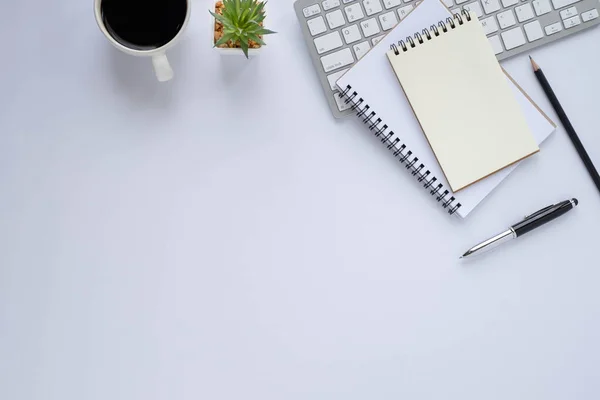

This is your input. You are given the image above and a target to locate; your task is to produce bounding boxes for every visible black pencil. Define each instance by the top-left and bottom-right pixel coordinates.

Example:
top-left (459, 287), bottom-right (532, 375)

top-left (529, 56), bottom-right (600, 195)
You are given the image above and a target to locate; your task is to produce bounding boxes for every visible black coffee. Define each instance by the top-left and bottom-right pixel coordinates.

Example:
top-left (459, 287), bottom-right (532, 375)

top-left (101, 0), bottom-right (187, 50)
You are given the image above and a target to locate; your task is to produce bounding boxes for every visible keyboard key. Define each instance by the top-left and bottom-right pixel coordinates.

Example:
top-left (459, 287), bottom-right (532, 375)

top-left (333, 92), bottom-right (352, 111)
top-left (501, 0), bottom-right (518, 6)
top-left (303, 4), bottom-right (321, 17)
top-left (379, 11), bottom-right (398, 30)
top-left (582, 9), bottom-right (600, 22)
top-left (559, 6), bottom-right (578, 19)
top-left (342, 0), bottom-right (354, 3)
top-left (398, 5), bottom-right (414, 19)
top-left (383, 0), bottom-right (402, 8)
top-left (488, 35), bottom-right (503, 54)
top-left (497, 10), bottom-right (517, 28)
top-left (314, 31), bottom-right (343, 54)
top-left (463, 1), bottom-right (483, 17)
top-left (307, 16), bottom-right (327, 36)
top-left (501, 26), bottom-right (526, 49)
top-left (360, 18), bottom-right (381, 37)
top-left (481, 15), bottom-right (499, 34)
top-left (442, 0), bottom-right (453, 6)
top-left (515, 3), bottom-right (534, 22)
top-left (326, 9), bottom-right (345, 29)
top-left (342, 24), bottom-right (362, 43)
top-left (481, 0), bottom-right (501, 14)
top-left (345, 4), bottom-right (365, 22)
top-left (524, 20), bottom-right (544, 41)
top-left (544, 21), bottom-right (563, 34)
top-left (321, 48), bottom-right (354, 72)
top-left (353, 40), bottom-right (372, 59)
top-left (363, 0), bottom-right (383, 15)
top-left (563, 14), bottom-right (581, 28)
top-left (551, 0), bottom-right (580, 9)
top-left (326, 68), bottom-right (350, 90)
top-left (322, 0), bottom-right (340, 10)
top-left (371, 34), bottom-right (386, 45)
top-left (455, 0), bottom-right (469, 4)
top-left (532, 0), bottom-right (552, 16)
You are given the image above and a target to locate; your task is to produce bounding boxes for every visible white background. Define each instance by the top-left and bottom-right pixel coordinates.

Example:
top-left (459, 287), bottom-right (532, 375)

top-left (1, 0), bottom-right (599, 399)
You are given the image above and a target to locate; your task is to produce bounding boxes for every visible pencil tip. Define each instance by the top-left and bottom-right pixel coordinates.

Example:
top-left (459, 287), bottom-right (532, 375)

top-left (529, 56), bottom-right (540, 71)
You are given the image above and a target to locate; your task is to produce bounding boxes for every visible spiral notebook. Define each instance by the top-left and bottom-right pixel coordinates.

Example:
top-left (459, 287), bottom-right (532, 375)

top-left (336, 0), bottom-right (555, 218)
top-left (387, 11), bottom-right (539, 192)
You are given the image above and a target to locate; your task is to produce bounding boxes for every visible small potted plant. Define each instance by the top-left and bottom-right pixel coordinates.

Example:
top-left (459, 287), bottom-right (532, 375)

top-left (211, 0), bottom-right (276, 58)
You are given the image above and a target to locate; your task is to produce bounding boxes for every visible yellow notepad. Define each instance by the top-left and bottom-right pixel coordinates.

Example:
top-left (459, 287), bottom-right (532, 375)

top-left (386, 12), bottom-right (539, 192)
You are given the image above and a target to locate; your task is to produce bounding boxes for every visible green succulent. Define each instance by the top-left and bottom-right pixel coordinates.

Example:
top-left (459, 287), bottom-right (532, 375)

top-left (211, 0), bottom-right (276, 58)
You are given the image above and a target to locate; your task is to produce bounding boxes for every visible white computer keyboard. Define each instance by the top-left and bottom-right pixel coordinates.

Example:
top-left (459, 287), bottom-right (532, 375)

top-left (294, 0), bottom-right (600, 118)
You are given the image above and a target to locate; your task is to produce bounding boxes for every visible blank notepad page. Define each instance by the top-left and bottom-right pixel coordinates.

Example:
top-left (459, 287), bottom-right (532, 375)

top-left (386, 13), bottom-right (539, 192)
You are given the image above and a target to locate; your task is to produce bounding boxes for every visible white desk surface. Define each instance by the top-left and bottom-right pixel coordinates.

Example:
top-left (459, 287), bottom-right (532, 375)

top-left (1, 1), bottom-right (600, 399)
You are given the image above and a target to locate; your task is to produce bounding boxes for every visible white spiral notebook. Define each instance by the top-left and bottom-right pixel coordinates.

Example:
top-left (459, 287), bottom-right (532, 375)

top-left (336, 0), bottom-right (555, 218)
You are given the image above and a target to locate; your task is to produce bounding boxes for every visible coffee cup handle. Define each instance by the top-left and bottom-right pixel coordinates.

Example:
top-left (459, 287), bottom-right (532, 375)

top-left (152, 53), bottom-right (174, 82)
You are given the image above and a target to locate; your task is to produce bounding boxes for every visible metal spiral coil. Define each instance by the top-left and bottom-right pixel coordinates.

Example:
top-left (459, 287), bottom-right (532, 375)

top-left (337, 86), bottom-right (462, 216)
top-left (390, 10), bottom-right (473, 55)
top-left (446, 16), bottom-right (456, 28)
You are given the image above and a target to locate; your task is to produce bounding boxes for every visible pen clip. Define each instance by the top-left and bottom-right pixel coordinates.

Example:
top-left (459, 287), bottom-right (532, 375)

top-left (523, 204), bottom-right (555, 221)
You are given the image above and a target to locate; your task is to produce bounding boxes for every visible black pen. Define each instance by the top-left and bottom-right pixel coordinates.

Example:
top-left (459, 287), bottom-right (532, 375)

top-left (460, 198), bottom-right (578, 258)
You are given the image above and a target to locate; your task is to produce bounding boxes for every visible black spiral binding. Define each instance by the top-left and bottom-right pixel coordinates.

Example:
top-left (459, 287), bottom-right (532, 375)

top-left (390, 10), bottom-right (472, 55)
top-left (338, 11), bottom-right (474, 216)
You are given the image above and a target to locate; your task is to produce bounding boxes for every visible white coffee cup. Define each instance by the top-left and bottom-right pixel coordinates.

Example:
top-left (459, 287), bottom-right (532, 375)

top-left (94, 0), bottom-right (191, 82)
